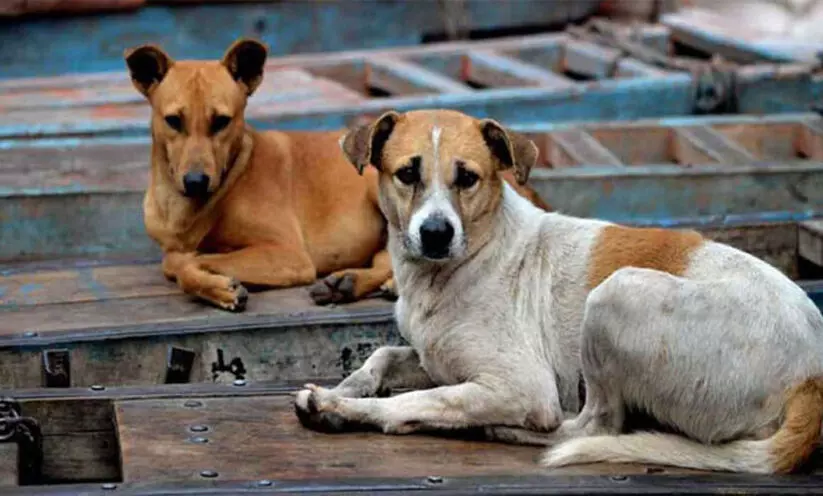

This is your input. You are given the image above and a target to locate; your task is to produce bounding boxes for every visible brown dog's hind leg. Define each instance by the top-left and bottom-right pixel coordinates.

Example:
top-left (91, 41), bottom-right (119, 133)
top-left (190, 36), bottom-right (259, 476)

top-left (309, 249), bottom-right (394, 305)
top-left (195, 244), bottom-right (317, 288)
top-left (165, 245), bottom-right (316, 312)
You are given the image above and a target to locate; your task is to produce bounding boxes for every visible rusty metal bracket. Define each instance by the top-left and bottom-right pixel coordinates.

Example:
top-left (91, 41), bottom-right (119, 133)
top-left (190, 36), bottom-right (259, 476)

top-left (41, 349), bottom-right (70, 388)
top-left (0, 398), bottom-right (42, 485)
top-left (691, 63), bottom-right (737, 115)
top-left (164, 346), bottom-right (196, 384)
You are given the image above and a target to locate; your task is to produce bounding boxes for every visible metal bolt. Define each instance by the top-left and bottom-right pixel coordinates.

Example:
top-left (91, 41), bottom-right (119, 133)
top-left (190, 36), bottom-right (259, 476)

top-left (23, 331), bottom-right (38, 338)
top-left (90, 384), bottom-right (105, 391)
top-left (427, 475), bottom-right (443, 484)
top-left (189, 424), bottom-right (209, 433)
top-left (189, 436), bottom-right (209, 444)
top-left (610, 475), bottom-right (628, 482)
top-left (200, 470), bottom-right (218, 478)
top-left (184, 400), bottom-right (203, 408)
top-left (101, 483), bottom-right (117, 490)
top-left (257, 480), bottom-right (273, 487)
top-left (233, 378), bottom-right (247, 387)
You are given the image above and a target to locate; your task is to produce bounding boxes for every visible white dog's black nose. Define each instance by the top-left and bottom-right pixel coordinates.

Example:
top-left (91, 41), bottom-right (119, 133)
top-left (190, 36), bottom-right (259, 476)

top-left (183, 171), bottom-right (210, 198)
top-left (420, 216), bottom-right (454, 259)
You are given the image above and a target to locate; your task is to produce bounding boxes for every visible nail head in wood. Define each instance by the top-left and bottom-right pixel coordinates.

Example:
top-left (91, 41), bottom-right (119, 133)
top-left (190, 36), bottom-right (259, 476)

top-left (184, 400), bottom-right (203, 408)
top-left (189, 424), bottom-right (209, 433)
top-left (90, 384), bottom-right (105, 391)
top-left (101, 483), bottom-right (117, 490)
top-left (233, 378), bottom-right (247, 387)
top-left (200, 469), bottom-right (218, 478)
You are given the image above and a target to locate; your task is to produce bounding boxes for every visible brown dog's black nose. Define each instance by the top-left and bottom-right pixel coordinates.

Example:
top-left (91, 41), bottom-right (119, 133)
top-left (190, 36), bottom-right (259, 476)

top-left (419, 216), bottom-right (454, 260)
top-left (183, 171), bottom-right (210, 198)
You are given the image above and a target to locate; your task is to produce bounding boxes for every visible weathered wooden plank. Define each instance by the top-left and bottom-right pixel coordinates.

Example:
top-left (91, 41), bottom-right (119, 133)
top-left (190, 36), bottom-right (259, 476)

top-left (661, 8), bottom-right (795, 63)
top-left (672, 126), bottom-right (756, 166)
top-left (0, 0), bottom-right (601, 79)
top-left (799, 220), bottom-right (823, 268)
top-left (0, 217), bottom-right (812, 388)
top-left (367, 57), bottom-right (472, 96)
top-left (114, 396), bottom-right (692, 483)
top-left (797, 121), bottom-right (823, 161)
top-left (0, 444), bottom-right (17, 487)
top-left (563, 40), bottom-right (621, 79)
top-left (0, 263), bottom-right (171, 308)
top-left (464, 50), bottom-right (575, 89)
top-left (546, 129), bottom-right (624, 168)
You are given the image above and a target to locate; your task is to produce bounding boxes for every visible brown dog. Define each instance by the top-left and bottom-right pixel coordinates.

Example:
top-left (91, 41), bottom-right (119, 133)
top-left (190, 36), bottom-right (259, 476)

top-left (125, 38), bottom-right (550, 311)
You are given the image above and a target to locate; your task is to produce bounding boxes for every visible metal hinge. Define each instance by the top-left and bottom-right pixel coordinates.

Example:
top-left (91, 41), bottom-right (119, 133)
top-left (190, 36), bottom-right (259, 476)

top-left (0, 398), bottom-right (42, 485)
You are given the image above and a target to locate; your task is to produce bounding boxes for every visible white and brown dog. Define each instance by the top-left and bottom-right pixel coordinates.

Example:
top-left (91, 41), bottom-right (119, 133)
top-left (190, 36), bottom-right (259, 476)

top-left (294, 109), bottom-right (823, 474)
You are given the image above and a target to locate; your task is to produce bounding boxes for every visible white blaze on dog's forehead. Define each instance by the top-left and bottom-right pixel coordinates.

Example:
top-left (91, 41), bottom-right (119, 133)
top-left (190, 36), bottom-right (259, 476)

top-left (430, 125), bottom-right (444, 188)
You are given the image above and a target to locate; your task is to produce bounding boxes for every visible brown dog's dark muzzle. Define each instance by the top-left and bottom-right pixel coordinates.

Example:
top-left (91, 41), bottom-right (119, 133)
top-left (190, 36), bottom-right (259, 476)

top-left (183, 171), bottom-right (211, 199)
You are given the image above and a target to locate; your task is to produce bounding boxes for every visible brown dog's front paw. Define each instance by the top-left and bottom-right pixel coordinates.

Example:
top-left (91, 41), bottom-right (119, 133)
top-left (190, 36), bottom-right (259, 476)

top-left (203, 278), bottom-right (249, 312)
top-left (308, 273), bottom-right (357, 305)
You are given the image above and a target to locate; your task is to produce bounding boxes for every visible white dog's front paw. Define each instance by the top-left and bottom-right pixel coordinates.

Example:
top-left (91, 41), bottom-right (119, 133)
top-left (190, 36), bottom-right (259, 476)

top-left (293, 384), bottom-right (355, 433)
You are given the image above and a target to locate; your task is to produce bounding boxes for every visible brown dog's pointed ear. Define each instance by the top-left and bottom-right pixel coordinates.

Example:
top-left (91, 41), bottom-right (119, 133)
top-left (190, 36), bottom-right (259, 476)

top-left (479, 119), bottom-right (538, 185)
top-left (340, 111), bottom-right (400, 174)
top-left (221, 38), bottom-right (268, 96)
top-left (124, 44), bottom-right (173, 97)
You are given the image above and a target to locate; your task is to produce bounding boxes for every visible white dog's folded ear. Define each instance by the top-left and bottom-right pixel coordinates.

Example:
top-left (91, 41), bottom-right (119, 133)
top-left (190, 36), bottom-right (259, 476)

top-left (340, 111), bottom-right (400, 174)
top-left (479, 119), bottom-right (538, 185)
top-left (124, 44), bottom-right (174, 98)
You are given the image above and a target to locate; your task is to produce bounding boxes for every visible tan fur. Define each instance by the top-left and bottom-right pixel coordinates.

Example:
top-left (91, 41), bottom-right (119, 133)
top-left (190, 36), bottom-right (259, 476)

top-left (587, 225), bottom-right (705, 290)
top-left (126, 41), bottom-right (549, 311)
top-left (769, 377), bottom-right (823, 473)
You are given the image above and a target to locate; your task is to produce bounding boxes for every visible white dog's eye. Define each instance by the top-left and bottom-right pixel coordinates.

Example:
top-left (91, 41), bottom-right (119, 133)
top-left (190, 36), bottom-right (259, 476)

top-left (454, 163), bottom-right (479, 189)
top-left (394, 156), bottom-right (421, 186)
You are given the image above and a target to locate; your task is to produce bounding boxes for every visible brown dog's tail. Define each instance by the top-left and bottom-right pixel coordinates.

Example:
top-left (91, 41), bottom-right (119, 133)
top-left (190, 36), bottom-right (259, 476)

top-left (541, 376), bottom-right (823, 474)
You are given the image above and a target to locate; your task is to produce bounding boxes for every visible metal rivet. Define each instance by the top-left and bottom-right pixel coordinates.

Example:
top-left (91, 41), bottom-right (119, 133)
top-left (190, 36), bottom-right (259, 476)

top-left (189, 436), bottom-right (209, 444)
top-left (90, 384), bottom-right (105, 391)
top-left (101, 483), bottom-right (117, 490)
top-left (189, 424), bottom-right (209, 433)
top-left (23, 331), bottom-right (38, 338)
top-left (427, 475), bottom-right (443, 484)
top-left (233, 379), bottom-right (246, 387)
top-left (257, 480), bottom-right (273, 487)
top-left (610, 475), bottom-right (628, 482)
top-left (184, 400), bottom-right (203, 408)
top-left (200, 470), bottom-right (218, 478)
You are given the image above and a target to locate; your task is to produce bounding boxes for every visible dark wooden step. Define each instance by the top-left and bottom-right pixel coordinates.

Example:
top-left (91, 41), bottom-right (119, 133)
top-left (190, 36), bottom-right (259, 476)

top-left (1, 217), bottom-right (821, 390)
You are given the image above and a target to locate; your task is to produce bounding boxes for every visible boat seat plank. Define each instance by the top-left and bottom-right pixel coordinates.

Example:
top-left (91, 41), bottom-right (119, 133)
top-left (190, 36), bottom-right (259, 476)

top-left (114, 396), bottom-right (696, 483)
top-left (0, 444), bottom-right (17, 487)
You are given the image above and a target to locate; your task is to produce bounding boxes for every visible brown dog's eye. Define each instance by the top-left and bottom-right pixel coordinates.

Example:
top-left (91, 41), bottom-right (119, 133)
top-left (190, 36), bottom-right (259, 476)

top-left (454, 166), bottom-right (479, 189)
top-left (394, 157), bottom-right (421, 186)
top-left (164, 114), bottom-right (183, 132)
top-left (210, 115), bottom-right (232, 135)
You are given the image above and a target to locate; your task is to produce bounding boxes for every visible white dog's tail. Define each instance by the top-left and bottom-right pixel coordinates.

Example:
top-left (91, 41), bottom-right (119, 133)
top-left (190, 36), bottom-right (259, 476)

top-left (541, 377), bottom-right (823, 474)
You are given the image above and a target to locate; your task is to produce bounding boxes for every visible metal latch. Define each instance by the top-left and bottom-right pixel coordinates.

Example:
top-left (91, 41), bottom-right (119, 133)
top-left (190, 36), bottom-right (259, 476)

top-left (0, 398), bottom-right (42, 485)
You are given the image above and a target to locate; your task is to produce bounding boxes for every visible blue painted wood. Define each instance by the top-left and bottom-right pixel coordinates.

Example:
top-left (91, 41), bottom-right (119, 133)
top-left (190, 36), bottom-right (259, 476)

top-left (0, 0), bottom-right (600, 80)
top-left (2, 113), bottom-right (823, 262)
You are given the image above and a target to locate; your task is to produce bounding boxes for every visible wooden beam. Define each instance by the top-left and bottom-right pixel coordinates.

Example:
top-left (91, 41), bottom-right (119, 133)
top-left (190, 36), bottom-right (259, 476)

top-left (0, 443), bottom-right (17, 487)
top-left (797, 121), bottom-right (823, 160)
top-left (464, 49), bottom-right (575, 89)
top-left (366, 57), bottom-right (472, 95)
top-left (547, 129), bottom-right (623, 168)
top-left (799, 220), bottom-right (823, 267)
top-left (672, 126), bottom-right (756, 166)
